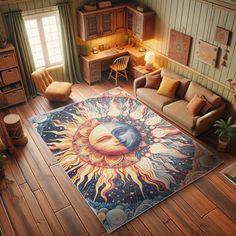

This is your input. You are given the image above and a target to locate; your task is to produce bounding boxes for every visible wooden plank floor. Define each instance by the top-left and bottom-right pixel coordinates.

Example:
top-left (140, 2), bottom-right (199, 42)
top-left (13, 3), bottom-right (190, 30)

top-left (0, 80), bottom-right (236, 236)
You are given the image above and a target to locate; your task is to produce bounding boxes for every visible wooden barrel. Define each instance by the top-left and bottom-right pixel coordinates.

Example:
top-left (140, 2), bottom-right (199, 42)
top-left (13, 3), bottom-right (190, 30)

top-left (3, 114), bottom-right (28, 146)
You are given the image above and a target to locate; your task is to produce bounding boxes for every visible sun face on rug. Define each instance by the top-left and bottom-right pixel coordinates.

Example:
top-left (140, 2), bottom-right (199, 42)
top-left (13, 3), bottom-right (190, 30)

top-left (73, 120), bottom-right (141, 168)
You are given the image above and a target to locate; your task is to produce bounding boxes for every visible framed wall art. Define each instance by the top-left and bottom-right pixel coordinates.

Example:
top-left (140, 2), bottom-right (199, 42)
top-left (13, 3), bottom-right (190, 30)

top-left (195, 40), bottom-right (219, 67)
top-left (168, 29), bottom-right (192, 66)
top-left (215, 26), bottom-right (230, 45)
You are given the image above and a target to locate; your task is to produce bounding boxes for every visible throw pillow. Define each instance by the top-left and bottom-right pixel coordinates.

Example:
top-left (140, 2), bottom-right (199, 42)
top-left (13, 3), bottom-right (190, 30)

top-left (157, 76), bottom-right (179, 98)
top-left (145, 74), bottom-right (162, 89)
top-left (200, 95), bottom-right (212, 115)
top-left (187, 95), bottom-right (206, 116)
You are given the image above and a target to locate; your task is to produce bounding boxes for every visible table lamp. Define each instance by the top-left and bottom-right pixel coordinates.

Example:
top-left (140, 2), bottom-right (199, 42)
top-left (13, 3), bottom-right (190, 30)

top-left (144, 51), bottom-right (155, 70)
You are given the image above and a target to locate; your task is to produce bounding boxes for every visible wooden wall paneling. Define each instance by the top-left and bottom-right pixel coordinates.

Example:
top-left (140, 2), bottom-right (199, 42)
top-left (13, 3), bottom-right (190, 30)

top-left (56, 206), bottom-right (89, 236)
top-left (34, 189), bottom-right (66, 236)
top-left (1, 182), bottom-right (40, 235)
top-left (201, 5), bottom-right (213, 88)
top-left (175, 0), bottom-right (184, 32)
top-left (50, 164), bottom-right (105, 236)
top-left (181, 0), bottom-right (191, 34)
top-left (162, 0), bottom-right (171, 55)
top-left (158, 0), bottom-right (165, 54)
top-left (192, 3), bottom-right (208, 74)
top-left (32, 0), bottom-right (42, 9)
top-left (0, 197), bottom-right (15, 236)
top-left (214, 11), bottom-right (228, 96)
top-left (167, 0), bottom-right (178, 55)
top-left (218, 12), bottom-right (235, 99)
top-left (19, 183), bottom-right (54, 236)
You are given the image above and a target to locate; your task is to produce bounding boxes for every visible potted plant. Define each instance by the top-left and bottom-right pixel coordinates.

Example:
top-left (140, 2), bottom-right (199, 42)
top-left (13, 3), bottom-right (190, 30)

top-left (0, 29), bottom-right (7, 49)
top-left (214, 116), bottom-right (236, 152)
top-left (0, 154), bottom-right (7, 179)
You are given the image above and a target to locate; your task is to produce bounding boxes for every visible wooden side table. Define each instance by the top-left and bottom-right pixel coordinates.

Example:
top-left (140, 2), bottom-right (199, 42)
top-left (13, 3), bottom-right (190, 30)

top-left (133, 65), bottom-right (156, 79)
top-left (3, 114), bottom-right (28, 146)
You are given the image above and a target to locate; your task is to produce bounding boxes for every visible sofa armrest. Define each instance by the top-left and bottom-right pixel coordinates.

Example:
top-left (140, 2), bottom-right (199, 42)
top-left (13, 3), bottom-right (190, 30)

top-left (133, 76), bottom-right (146, 96)
top-left (133, 68), bottom-right (162, 97)
top-left (194, 102), bottom-right (226, 136)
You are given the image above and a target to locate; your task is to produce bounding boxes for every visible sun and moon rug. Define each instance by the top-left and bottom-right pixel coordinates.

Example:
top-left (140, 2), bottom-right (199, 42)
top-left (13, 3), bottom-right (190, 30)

top-left (30, 88), bottom-right (223, 233)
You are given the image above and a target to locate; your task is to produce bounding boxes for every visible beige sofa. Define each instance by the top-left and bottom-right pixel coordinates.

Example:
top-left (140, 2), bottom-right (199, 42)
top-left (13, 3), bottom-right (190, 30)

top-left (134, 68), bottom-right (225, 137)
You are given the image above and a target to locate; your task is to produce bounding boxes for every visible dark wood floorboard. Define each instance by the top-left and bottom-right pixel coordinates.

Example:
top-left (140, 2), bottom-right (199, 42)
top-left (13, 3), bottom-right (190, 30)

top-left (0, 80), bottom-right (236, 236)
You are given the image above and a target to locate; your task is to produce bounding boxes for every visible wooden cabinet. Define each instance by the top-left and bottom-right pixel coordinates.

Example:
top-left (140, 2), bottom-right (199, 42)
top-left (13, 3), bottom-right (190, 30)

top-left (126, 9), bottom-right (134, 34)
top-left (78, 10), bottom-right (113, 40)
top-left (100, 11), bottom-right (113, 36)
top-left (81, 58), bottom-right (101, 85)
top-left (0, 44), bottom-right (26, 109)
top-left (113, 8), bottom-right (126, 33)
top-left (128, 8), bottom-right (156, 40)
top-left (78, 4), bottom-right (155, 41)
top-left (85, 14), bottom-right (100, 40)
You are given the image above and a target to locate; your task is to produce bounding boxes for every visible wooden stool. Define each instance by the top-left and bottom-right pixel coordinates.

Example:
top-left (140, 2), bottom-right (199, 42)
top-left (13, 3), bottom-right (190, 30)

top-left (3, 114), bottom-right (28, 146)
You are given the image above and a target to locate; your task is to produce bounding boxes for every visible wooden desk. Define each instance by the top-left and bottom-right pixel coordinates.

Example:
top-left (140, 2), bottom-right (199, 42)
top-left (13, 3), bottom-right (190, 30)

top-left (80, 45), bottom-right (146, 85)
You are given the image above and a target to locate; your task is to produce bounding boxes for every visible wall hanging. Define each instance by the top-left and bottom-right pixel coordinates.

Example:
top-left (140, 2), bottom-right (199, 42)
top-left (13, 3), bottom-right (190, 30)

top-left (214, 26), bottom-right (230, 45)
top-left (196, 40), bottom-right (219, 67)
top-left (221, 48), bottom-right (229, 67)
top-left (168, 29), bottom-right (192, 66)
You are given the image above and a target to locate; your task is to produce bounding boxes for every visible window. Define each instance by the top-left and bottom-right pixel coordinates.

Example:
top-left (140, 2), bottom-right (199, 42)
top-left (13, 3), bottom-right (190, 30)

top-left (24, 12), bottom-right (63, 69)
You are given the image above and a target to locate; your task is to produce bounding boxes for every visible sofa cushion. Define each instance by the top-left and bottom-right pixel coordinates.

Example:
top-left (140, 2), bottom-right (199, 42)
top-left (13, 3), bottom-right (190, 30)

top-left (185, 82), bottom-right (221, 108)
top-left (187, 95), bottom-right (206, 116)
top-left (200, 95), bottom-right (213, 115)
top-left (137, 88), bottom-right (178, 111)
top-left (163, 100), bottom-right (199, 131)
top-left (161, 68), bottom-right (190, 99)
top-left (157, 76), bottom-right (179, 98)
top-left (145, 74), bottom-right (162, 89)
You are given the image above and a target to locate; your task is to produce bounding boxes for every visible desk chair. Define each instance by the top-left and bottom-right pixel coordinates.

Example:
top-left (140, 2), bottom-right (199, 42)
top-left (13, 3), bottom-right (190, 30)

top-left (32, 68), bottom-right (72, 102)
top-left (108, 56), bottom-right (130, 86)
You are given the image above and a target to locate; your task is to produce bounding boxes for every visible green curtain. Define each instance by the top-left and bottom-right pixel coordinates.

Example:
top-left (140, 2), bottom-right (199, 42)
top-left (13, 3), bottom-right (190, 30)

top-left (5, 11), bottom-right (37, 99)
top-left (58, 3), bottom-right (82, 83)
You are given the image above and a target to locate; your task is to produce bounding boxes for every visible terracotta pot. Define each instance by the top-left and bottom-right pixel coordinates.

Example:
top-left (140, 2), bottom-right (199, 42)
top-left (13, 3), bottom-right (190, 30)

top-left (217, 137), bottom-right (230, 152)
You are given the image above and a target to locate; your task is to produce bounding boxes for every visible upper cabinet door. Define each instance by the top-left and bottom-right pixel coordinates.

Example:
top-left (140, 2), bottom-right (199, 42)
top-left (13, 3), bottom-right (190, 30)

top-left (133, 13), bottom-right (143, 39)
top-left (126, 9), bottom-right (134, 34)
top-left (85, 14), bottom-right (100, 40)
top-left (100, 11), bottom-right (113, 36)
top-left (113, 8), bottom-right (126, 33)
